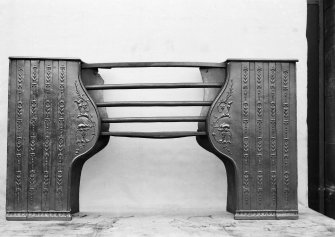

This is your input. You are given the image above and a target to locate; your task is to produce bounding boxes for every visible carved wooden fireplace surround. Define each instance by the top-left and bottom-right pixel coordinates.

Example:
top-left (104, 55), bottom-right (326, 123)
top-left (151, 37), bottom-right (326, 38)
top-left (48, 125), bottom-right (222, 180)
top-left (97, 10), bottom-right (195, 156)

top-left (6, 57), bottom-right (298, 221)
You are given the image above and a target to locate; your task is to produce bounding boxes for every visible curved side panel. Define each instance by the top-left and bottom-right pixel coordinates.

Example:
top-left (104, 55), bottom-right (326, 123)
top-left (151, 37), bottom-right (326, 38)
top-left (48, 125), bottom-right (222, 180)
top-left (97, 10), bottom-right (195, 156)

top-left (67, 66), bottom-right (109, 214)
top-left (197, 67), bottom-right (226, 152)
top-left (196, 66), bottom-right (240, 212)
top-left (205, 62), bottom-right (242, 214)
top-left (67, 63), bottom-right (101, 165)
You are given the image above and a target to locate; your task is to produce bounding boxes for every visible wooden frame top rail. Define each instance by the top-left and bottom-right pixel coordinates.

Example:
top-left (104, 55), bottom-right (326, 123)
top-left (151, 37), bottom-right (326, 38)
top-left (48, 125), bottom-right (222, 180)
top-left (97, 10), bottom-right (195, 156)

top-left (101, 131), bottom-right (207, 138)
top-left (101, 116), bottom-right (206, 123)
top-left (96, 101), bottom-right (213, 107)
top-left (81, 62), bottom-right (226, 69)
top-left (85, 82), bottom-right (223, 90)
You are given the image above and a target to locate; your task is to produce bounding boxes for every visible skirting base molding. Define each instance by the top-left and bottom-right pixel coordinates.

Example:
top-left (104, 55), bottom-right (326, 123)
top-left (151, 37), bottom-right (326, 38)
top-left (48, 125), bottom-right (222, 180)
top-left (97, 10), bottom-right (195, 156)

top-left (234, 210), bottom-right (299, 220)
top-left (6, 212), bottom-right (72, 221)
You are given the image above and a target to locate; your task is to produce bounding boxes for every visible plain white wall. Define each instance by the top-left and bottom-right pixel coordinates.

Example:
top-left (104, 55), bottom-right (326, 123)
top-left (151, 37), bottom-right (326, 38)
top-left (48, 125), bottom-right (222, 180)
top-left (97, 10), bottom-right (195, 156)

top-left (0, 0), bottom-right (307, 215)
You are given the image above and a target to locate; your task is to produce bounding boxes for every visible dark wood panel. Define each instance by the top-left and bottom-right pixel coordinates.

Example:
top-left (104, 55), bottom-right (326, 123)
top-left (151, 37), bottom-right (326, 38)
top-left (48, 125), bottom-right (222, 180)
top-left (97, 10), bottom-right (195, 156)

top-left (207, 61), bottom-right (298, 220)
top-left (307, 2), bottom-right (321, 213)
top-left (6, 59), bottom-right (101, 220)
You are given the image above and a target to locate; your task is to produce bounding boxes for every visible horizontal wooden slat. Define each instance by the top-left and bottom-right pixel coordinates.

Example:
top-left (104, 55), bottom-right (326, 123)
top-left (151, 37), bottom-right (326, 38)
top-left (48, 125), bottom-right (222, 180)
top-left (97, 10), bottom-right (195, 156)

top-left (100, 131), bottom-right (207, 138)
top-left (82, 62), bottom-right (226, 69)
top-left (102, 116), bottom-right (206, 123)
top-left (96, 101), bottom-right (213, 107)
top-left (85, 82), bottom-right (223, 90)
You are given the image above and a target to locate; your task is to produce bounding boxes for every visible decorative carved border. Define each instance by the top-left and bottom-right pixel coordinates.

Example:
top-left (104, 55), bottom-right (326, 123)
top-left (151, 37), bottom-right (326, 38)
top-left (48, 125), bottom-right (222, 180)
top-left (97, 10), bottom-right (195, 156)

top-left (282, 66), bottom-right (290, 206)
top-left (255, 63), bottom-right (264, 207)
top-left (276, 210), bottom-right (299, 219)
top-left (269, 63), bottom-right (277, 208)
top-left (241, 63), bottom-right (250, 208)
top-left (28, 61), bottom-right (39, 206)
top-left (235, 209), bottom-right (298, 220)
top-left (56, 62), bottom-right (66, 209)
top-left (6, 212), bottom-right (72, 220)
top-left (15, 62), bottom-right (24, 209)
top-left (235, 210), bottom-right (276, 220)
top-left (42, 62), bottom-right (52, 210)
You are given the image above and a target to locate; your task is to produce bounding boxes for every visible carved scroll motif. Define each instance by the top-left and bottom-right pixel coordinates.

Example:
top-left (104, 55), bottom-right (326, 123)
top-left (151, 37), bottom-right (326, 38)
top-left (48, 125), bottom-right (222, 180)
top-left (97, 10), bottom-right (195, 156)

top-left (211, 80), bottom-right (233, 154)
top-left (74, 81), bottom-right (96, 154)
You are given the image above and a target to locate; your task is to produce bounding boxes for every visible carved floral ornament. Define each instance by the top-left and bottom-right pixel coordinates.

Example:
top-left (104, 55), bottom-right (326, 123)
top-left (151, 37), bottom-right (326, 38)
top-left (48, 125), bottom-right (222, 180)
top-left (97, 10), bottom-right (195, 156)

top-left (211, 80), bottom-right (234, 153)
top-left (74, 81), bottom-right (96, 149)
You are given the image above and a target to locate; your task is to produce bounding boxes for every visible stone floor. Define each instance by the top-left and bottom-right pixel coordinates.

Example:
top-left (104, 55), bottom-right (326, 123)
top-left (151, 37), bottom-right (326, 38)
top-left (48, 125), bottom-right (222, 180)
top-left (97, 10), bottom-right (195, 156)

top-left (1, 205), bottom-right (335, 236)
